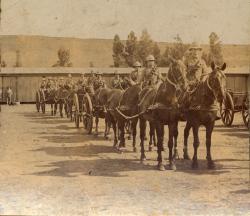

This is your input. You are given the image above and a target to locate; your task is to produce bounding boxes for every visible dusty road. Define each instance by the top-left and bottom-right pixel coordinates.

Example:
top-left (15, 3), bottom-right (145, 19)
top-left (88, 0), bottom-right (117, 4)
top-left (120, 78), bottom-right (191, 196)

top-left (0, 104), bottom-right (249, 215)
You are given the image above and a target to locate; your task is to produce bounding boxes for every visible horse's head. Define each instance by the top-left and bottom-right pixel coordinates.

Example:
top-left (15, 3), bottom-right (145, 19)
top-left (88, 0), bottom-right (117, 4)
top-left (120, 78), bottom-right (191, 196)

top-left (208, 62), bottom-right (227, 104)
top-left (168, 58), bottom-right (187, 91)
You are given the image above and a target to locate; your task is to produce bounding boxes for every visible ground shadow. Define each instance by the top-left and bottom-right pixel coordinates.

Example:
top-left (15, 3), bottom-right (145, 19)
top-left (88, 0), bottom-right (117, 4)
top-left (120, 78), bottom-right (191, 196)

top-left (214, 126), bottom-right (249, 139)
top-left (28, 158), bottom-right (153, 177)
top-left (230, 189), bottom-right (250, 194)
top-left (174, 159), bottom-right (233, 175)
top-left (33, 144), bottom-right (116, 158)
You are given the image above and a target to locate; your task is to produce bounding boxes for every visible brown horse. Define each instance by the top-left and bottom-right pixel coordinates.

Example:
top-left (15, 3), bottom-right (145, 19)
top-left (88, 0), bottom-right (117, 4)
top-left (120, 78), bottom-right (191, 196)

top-left (94, 87), bottom-right (123, 145)
top-left (115, 84), bottom-right (142, 151)
top-left (138, 59), bottom-right (187, 171)
top-left (183, 62), bottom-right (226, 169)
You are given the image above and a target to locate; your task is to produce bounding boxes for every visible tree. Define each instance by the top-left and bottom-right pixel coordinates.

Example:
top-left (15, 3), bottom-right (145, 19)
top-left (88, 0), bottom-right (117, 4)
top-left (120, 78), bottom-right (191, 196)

top-left (208, 32), bottom-right (224, 65)
top-left (52, 48), bottom-right (73, 67)
top-left (137, 29), bottom-right (154, 65)
top-left (170, 34), bottom-right (189, 60)
top-left (124, 31), bottom-right (138, 67)
top-left (112, 34), bottom-right (126, 67)
top-left (152, 42), bottom-right (161, 64)
top-left (159, 46), bottom-right (171, 67)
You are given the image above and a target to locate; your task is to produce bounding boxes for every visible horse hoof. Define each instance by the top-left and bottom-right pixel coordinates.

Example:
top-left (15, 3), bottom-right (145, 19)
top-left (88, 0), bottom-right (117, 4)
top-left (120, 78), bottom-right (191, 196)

top-left (140, 156), bottom-right (146, 162)
top-left (158, 163), bottom-right (165, 171)
top-left (183, 154), bottom-right (191, 160)
top-left (127, 136), bottom-right (131, 140)
top-left (133, 147), bottom-right (137, 152)
top-left (169, 163), bottom-right (177, 171)
top-left (208, 161), bottom-right (215, 169)
top-left (144, 137), bottom-right (148, 141)
top-left (192, 161), bottom-right (198, 169)
top-left (149, 146), bottom-right (153, 152)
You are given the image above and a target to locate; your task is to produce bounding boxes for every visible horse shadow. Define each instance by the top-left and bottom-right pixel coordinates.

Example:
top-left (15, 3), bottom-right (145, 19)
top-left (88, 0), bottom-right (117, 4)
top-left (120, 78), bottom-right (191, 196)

top-left (173, 158), bottom-right (248, 175)
top-left (28, 158), bottom-right (153, 177)
top-left (214, 126), bottom-right (249, 139)
top-left (32, 144), bottom-right (117, 158)
top-left (17, 112), bottom-right (70, 125)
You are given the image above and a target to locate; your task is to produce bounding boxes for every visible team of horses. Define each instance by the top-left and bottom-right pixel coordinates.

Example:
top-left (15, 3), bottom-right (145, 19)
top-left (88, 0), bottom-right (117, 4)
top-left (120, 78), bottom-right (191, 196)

top-left (38, 60), bottom-right (227, 171)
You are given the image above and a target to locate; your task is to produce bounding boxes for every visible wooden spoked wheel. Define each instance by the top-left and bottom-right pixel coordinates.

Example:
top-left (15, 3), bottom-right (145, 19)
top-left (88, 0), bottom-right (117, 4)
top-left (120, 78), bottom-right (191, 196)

top-left (35, 90), bottom-right (40, 112)
top-left (82, 93), bottom-right (93, 134)
top-left (73, 93), bottom-right (80, 128)
top-left (220, 91), bottom-right (234, 126)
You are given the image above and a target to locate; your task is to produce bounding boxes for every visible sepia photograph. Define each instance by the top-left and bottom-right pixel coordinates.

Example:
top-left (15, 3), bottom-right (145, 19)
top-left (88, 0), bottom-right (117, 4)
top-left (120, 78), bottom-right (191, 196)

top-left (0, 0), bottom-right (249, 215)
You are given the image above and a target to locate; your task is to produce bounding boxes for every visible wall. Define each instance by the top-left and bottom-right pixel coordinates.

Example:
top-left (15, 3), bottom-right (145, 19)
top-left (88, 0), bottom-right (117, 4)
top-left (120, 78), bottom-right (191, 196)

top-left (0, 67), bottom-right (249, 103)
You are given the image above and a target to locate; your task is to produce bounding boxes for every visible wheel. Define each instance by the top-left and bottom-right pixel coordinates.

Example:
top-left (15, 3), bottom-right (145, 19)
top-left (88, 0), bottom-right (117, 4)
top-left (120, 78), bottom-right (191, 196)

top-left (82, 93), bottom-right (93, 134)
top-left (220, 91), bottom-right (234, 126)
top-left (40, 90), bottom-right (46, 114)
top-left (36, 91), bottom-right (40, 112)
top-left (242, 95), bottom-right (249, 128)
top-left (73, 93), bottom-right (80, 128)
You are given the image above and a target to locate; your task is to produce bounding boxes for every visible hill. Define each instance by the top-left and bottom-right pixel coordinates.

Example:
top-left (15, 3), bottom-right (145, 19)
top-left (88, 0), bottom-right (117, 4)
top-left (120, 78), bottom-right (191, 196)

top-left (0, 35), bottom-right (249, 68)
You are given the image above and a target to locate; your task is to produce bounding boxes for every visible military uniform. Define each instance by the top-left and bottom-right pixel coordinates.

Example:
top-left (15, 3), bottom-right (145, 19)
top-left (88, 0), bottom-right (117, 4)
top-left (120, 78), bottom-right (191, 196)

top-left (140, 55), bottom-right (162, 88)
top-left (111, 71), bottom-right (123, 89)
top-left (93, 73), bottom-right (105, 91)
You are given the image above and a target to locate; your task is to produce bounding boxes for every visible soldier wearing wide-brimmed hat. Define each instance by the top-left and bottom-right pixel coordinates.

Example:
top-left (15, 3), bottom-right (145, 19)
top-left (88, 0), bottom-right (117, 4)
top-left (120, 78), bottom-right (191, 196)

top-left (184, 42), bottom-right (207, 83)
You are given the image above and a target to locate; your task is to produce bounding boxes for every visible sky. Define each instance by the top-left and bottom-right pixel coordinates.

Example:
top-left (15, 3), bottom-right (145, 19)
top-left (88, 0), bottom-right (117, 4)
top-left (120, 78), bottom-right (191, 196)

top-left (0, 0), bottom-right (250, 44)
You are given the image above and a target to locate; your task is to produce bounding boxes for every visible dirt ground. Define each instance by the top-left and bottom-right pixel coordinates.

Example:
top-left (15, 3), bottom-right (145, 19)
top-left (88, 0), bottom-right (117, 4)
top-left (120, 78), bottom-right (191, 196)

top-left (0, 104), bottom-right (249, 216)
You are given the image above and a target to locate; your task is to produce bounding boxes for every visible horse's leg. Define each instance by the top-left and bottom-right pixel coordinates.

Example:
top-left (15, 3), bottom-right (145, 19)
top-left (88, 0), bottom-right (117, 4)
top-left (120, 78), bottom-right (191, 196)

top-left (127, 121), bottom-right (131, 140)
top-left (59, 101), bottom-right (63, 117)
top-left (131, 118), bottom-right (138, 152)
top-left (192, 124), bottom-right (200, 169)
top-left (183, 121), bottom-right (192, 160)
top-left (95, 116), bottom-right (99, 135)
top-left (168, 124), bottom-right (176, 170)
top-left (206, 121), bottom-right (215, 169)
top-left (118, 120), bottom-right (125, 148)
top-left (173, 121), bottom-right (180, 160)
top-left (111, 117), bottom-right (118, 147)
top-left (139, 118), bottom-right (147, 161)
top-left (54, 102), bottom-right (57, 115)
top-left (155, 122), bottom-right (165, 171)
top-left (50, 103), bottom-right (53, 116)
top-left (149, 121), bottom-right (155, 151)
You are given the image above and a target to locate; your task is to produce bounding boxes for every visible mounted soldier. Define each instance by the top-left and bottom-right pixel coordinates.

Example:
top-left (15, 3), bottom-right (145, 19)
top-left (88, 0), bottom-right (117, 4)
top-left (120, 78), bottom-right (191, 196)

top-left (58, 77), bottom-right (65, 88)
top-left (77, 72), bottom-right (87, 88)
top-left (124, 61), bottom-right (142, 86)
top-left (93, 71), bottom-right (106, 91)
top-left (111, 70), bottom-right (123, 89)
top-left (65, 73), bottom-right (74, 90)
top-left (184, 42), bottom-right (208, 85)
top-left (140, 55), bottom-right (163, 89)
top-left (40, 77), bottom-right (46, 90)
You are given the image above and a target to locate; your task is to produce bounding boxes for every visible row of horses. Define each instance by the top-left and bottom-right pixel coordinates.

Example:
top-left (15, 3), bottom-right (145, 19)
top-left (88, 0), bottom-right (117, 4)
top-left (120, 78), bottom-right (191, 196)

top-left (92, 60), bottom-right (226, 171)
top-left (37, 60), bottom-right (227, 171)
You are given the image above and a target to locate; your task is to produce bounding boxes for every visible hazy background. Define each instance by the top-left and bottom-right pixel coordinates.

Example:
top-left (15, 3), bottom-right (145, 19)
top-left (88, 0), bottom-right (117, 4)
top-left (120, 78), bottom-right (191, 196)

top-left (1, 0), bottom-right (250, 44)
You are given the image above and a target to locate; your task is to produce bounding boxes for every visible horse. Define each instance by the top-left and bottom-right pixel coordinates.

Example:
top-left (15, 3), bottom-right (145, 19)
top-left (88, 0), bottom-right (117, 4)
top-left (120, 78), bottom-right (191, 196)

top-left (138, 59), bottom-right (187, 171)
top-left (183, 62), bottom-right (226, 169)
top-left (45, 88), bottom-right (58, 116)
top-left (93, 87), bottom-right (123, 145)
top-left (115, 84), bottom-right (141, 152)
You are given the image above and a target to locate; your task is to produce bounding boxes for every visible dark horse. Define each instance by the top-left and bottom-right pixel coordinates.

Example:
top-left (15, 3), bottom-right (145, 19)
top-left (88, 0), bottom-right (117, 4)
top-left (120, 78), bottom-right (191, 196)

top-left (115, 84), bottom-right (141, 152)
top-left (93, 87), bottom-right (123, 145)
top-left (138, 59), bottom-right (187, 171)
top-left (183, 62), bottom-right (226, 169)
